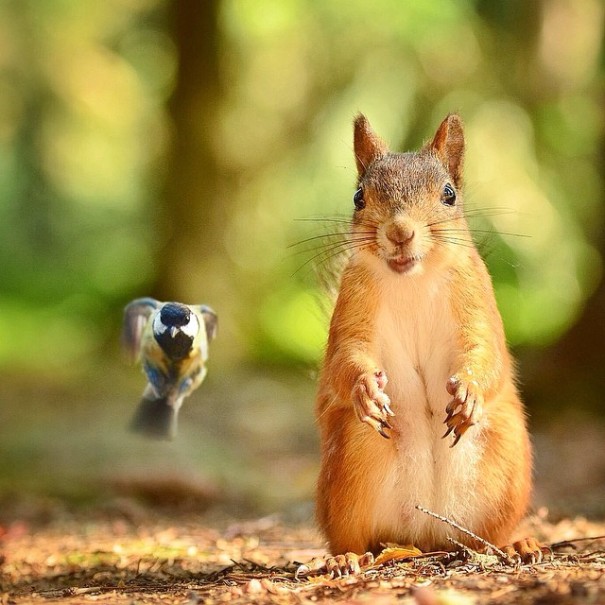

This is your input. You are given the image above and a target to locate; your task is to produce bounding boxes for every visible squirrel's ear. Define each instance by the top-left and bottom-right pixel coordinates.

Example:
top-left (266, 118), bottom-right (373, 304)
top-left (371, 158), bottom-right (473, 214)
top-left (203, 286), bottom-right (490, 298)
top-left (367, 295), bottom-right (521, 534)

top-left (353, 114), bottom-right (388, 178)
top-left (429, 114), bottom-right (464, 187)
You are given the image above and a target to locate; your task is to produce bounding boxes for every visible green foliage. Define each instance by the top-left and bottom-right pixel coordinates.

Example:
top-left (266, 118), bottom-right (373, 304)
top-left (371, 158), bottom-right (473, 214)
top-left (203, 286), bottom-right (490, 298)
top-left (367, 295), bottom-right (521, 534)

top-left (0, 0), bottom-right (602, 376)
top-left (217, 0), bottom-right (603, 356)
top-left (0, 0), bottom-right (168, 372)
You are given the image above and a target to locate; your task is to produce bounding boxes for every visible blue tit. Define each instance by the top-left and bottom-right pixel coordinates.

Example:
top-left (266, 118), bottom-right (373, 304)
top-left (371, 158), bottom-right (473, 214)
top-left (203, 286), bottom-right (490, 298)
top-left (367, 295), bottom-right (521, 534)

top-left (122, 298), bottom-right (218, 440)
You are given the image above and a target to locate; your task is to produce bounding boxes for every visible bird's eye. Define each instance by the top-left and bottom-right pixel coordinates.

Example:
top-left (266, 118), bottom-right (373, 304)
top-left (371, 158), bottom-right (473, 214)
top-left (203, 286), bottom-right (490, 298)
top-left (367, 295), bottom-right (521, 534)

top-left (442, 183), bottom-right (456, 206)
top-left (353, 187), bottom-right (365, 211)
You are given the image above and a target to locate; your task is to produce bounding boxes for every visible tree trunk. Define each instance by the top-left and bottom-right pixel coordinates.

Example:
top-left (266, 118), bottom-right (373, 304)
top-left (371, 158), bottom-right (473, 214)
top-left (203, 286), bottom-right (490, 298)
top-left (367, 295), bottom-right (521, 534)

top-left (521, 133), bottom-right (605, 423)
top-left (153, 0), bottom-right (223, 303)
top-left (521, 235), bottom-right (605, 423)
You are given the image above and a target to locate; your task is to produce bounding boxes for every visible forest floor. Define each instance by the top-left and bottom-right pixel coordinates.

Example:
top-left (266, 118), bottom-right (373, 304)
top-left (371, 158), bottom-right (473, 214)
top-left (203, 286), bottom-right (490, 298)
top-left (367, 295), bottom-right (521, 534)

top-left (2, 510), bottom-right (605, 605)
top-left (2, 374), bottom-right (605, 603)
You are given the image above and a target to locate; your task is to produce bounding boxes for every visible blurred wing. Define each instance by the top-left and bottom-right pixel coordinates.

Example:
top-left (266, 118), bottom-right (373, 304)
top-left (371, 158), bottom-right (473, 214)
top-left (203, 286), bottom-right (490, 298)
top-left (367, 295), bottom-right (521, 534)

top-left (197, 305), bottom-right (218, 343)
top-left (122, 298), bottom-right (160, 363)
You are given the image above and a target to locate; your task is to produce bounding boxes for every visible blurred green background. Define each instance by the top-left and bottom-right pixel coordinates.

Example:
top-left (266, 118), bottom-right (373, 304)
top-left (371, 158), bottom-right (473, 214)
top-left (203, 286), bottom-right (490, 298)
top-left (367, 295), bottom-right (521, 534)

top-left (0, 0), bottom-right (604, 522)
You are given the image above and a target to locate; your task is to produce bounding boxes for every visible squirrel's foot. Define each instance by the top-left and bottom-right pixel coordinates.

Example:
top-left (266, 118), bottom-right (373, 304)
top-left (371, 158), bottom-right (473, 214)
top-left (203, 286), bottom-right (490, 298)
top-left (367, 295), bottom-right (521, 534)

top-left (296, 552), bottom-right (374, 579)
top-left (353, 370), bottom-right (394, 438)
top-left (502, 537), bottom-right (550, 565)
top-left (443, 373), bottom-right (484, 446)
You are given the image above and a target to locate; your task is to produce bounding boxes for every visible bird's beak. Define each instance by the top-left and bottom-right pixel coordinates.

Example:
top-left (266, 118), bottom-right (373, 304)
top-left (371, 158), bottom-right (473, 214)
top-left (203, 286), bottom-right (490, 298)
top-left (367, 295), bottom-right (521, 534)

top-left (170, 327), bottom-right (179, 338)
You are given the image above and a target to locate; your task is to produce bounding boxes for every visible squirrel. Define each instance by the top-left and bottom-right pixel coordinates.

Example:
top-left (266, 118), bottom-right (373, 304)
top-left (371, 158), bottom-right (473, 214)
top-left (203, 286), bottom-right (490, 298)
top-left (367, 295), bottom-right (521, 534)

top-left (311, 114), bottom-right (541, 575)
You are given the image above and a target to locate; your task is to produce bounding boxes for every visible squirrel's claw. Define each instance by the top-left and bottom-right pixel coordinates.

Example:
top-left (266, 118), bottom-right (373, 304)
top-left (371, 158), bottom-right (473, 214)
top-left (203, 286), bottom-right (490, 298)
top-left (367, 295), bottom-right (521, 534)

top-left (442, 424), bottom-right (454, 440)
top-left (297, 552), bottom-right (374, 579)
top-left (443, 373), bottom-right (484, 446)
top-left (383, 399), bottom-right (395, 417)
top-left (503, 538), bottom-right (550, 565)
top-left (377, 424), bottom-right (391, 439)
top-left (353, 370), bottom-right (394, 438)
top-left (361, 415), bottom-right (391, 439)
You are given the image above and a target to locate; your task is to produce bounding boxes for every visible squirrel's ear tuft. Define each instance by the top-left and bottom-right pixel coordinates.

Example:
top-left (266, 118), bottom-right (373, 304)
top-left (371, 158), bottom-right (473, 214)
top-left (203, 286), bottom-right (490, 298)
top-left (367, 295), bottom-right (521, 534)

top-left (429, 114), bottom-right (464, 187)
top-left (353, 114), bottom-right (388, 178)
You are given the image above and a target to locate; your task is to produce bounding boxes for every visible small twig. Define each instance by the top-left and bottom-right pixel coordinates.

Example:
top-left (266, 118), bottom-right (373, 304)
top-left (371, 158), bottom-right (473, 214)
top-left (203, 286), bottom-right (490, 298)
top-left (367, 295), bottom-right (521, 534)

top-left (576, 550), bottom-right (605, 562)
top-left (447, 537), bottom-right (475, 557)
top-left (446, 538), bottom-right (502, 567)
top-left (38, 586), bottom-right (116, 598)
top-left (550, 535), bottom-right (605, 550)
top-left (415, 505), bottom-right (512, 562)
top-left (206, 563), bottom-right (237, 582)
top-left (230, 559), bottom-right (252, 572)
top-left (241, 558), bottom-right (275, 572)
top-left (63, 586), bottom-right (106, 596)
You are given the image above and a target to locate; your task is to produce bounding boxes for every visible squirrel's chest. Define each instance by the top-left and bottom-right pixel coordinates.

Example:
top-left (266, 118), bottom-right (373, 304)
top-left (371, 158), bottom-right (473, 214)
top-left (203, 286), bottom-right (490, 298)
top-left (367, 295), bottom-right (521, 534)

top-left (374, 276), bottom-right (457, 413)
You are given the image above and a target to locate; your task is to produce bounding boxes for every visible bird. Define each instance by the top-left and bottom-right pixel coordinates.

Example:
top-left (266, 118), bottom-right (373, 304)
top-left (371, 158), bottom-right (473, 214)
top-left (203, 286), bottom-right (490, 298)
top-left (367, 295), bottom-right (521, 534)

top-left (122, 298), bottom-right (218, 440)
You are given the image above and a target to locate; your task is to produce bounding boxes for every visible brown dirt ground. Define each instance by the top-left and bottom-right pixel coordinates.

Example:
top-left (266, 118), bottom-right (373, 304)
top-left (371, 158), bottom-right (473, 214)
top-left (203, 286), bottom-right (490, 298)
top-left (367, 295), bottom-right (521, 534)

top-left (1, 511), bottom-right (604, 605)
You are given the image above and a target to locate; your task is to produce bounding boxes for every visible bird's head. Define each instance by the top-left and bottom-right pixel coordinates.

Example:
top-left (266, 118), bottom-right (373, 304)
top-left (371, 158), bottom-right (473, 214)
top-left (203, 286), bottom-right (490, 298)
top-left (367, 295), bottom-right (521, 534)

top-left (152, 303), bottom-right (199, 360)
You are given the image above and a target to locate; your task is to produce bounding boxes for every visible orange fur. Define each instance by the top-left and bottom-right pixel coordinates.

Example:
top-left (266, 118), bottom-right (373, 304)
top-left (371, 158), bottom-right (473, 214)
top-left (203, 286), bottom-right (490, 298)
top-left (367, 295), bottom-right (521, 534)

top-left (316, 114), bottom-right (532, 555)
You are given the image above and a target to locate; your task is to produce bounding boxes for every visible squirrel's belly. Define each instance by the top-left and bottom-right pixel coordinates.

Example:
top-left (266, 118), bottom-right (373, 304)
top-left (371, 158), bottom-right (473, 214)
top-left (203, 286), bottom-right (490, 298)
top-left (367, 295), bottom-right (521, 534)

top-left (367, 402), bottom-right (488, 548)
top-left (370, 295), bottom-right (489, 547)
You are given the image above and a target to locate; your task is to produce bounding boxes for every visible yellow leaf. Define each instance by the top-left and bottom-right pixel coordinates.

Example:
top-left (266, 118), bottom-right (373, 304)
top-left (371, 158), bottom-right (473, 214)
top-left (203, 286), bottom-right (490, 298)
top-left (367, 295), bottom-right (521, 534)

top-left (374, 545), bottom-right (423, 565)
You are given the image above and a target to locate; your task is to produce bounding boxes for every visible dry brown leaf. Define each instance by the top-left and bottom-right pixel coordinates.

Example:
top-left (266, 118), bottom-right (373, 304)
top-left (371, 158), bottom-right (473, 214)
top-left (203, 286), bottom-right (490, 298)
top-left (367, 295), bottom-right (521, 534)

top-left (374, 545), bottom-right (423, 565)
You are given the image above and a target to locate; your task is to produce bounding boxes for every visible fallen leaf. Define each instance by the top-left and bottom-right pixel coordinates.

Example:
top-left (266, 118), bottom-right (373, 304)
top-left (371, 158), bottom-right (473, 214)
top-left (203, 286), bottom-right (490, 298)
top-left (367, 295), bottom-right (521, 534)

top-left (375, 545), bottom-right (423, 565)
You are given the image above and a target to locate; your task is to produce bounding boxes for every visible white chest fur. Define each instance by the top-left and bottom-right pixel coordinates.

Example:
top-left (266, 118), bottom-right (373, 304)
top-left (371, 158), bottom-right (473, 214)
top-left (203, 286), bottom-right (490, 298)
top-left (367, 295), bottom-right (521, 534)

top-left (365, 258), bottom-right (488, 548)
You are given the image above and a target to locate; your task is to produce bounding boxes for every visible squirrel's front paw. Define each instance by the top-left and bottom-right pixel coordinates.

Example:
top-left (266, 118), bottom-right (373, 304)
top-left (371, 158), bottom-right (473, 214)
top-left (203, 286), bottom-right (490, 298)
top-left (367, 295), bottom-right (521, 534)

top-left (443, 373), bottom-right (484, 447)
top-left (353, 370), bottom-right (394, 438)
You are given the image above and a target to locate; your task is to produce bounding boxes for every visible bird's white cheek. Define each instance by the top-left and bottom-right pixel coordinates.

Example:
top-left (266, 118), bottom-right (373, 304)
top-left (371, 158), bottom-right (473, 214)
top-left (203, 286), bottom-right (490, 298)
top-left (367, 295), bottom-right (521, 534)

top-left (181, 314), bottom-right (200, 339)
top-left (153, 313), bottom-right (168, 334)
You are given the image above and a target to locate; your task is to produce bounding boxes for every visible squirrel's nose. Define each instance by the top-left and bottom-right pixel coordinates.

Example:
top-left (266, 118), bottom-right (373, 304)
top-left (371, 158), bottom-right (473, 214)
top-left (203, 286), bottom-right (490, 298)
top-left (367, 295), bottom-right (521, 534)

top-left (385, 223), bottom-right (415, 246)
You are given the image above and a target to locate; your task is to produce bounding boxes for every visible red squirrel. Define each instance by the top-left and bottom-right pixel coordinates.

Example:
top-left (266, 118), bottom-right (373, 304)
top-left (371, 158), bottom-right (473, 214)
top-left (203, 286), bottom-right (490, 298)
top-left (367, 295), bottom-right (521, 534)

top-left (312, 114), bottom-right (539, 574)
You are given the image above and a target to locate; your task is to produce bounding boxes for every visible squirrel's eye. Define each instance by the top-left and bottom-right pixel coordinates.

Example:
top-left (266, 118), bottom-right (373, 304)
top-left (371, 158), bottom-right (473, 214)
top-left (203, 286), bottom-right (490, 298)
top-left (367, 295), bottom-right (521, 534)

top-left (442, 183), bottom-right (456, 206)
top-left (353, 187), bottom-right (365, 211)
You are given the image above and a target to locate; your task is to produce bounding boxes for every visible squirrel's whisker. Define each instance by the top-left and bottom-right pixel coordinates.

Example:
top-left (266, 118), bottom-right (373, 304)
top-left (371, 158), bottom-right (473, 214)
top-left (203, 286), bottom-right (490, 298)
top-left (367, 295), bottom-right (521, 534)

top-left (435, 228), bottom-right (529, 238)
top-left (296, 216), bottom-right (380, 230)
top-left (289, 236), bottom-right (375, 259)
top-left (289, 231), bottom-right (375, 249)
top-left (291, 239), bottom-right (374, 276)
top-left (431, 236), bottom-right (476, 249)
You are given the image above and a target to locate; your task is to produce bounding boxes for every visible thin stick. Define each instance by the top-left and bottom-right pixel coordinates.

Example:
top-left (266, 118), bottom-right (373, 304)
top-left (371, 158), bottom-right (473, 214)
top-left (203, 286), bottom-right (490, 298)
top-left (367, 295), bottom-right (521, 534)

top-left (415, 504), bottom-right (511, 562)
top-left (447, 537), bottom-right (476, 556)
top-left (550, 535), bottom-right (605, 550)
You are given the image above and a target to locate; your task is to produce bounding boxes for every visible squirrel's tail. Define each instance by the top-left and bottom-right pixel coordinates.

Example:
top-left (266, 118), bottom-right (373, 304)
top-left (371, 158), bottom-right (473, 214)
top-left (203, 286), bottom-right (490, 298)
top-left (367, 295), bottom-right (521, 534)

top-left (129, 395), bottom-right (179, 440)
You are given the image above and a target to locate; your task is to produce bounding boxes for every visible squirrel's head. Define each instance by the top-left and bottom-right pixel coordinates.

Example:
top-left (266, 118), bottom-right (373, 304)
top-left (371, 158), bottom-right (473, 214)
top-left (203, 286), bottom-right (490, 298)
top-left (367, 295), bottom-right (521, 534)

top-left (351, 114), bottom-right (466, 276)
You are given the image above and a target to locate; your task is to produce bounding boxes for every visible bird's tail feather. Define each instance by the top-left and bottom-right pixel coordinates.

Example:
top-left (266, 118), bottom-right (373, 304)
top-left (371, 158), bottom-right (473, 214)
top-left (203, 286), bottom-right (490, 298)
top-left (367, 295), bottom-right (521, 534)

top-left (129, 396), bottom-right (178, 440)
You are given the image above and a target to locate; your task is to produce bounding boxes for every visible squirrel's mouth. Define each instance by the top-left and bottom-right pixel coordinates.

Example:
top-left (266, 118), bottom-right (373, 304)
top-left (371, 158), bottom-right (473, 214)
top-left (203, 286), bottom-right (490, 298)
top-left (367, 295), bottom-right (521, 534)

top-left (387, 254), bottom-right (423, 274)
